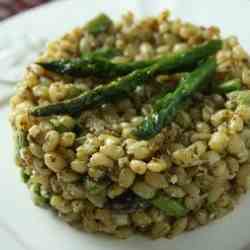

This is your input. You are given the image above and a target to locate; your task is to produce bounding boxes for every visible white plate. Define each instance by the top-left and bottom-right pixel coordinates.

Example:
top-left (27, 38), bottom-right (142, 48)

top-left (1, 1), bottom-right (250, 250)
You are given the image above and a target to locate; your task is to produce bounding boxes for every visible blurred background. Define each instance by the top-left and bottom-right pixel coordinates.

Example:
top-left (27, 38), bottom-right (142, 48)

top-left (0, 0), bottom-right (52, 20)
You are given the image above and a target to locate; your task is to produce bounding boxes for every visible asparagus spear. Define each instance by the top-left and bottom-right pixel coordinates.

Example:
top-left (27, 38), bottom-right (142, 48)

top-left (31, 68), bottom-right (152, 116)
top-left (151, 195), bottom-right (188, 217)
top-left (37, 57), bottom-right (152, 78)
top-left (40, 47), bottom-right (121, 78)
top-left (153, 92), bottom-right (172, 112)
top-left (38, 40), bottom-right (222, 78)
top-left (154, 78), bottom-right (241, 111)
top-left (86, 13), bottom-right (113, 35)
top-left (135, 58), bottom-right (217, 139)
top-left (32, 42), bottom-right (221, 117)
top-left (214, 78), bottom-right (241, 94)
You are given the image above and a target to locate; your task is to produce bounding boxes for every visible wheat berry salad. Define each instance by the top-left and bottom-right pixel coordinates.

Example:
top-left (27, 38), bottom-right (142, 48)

top-left (9, 11), bottom-right (250, 239)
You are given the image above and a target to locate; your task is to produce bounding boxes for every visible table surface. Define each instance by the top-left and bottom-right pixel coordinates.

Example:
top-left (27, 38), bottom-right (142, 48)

top-left (1, 1), bottom-right (250, 250)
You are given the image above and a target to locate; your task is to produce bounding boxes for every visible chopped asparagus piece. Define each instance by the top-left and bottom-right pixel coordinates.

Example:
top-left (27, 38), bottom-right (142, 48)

top-left (86, 13), bottom-right (113, 35)
top-left (136, 58), bottom-right (217, 139)
top-left (15, 130), bottom-right (28, 163)
top-left (85, 178), bottom-right (107, 195)
top-left (30, 183), bottom-right (41, 194)
top-left (151, 195), bottom-right (188, 217)
top-left (215, 78), bottom-right (241, 94)
top-left (20, 169), bottom-right (30, 183)
top-left (32, 193), bottom-right (49, 207)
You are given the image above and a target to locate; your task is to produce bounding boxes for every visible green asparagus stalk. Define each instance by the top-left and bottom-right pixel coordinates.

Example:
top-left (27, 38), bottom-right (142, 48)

top-left (214, 78), bottom-right (241, 94)
top-left (135, 58), bottom-right (217, 139)
top-left (32, 49), bottom-right (219, 117)
top-left (86, 13), bottom-right (113, 35)
top-left (37, 57), bottom-right (152, 78)
top-left (151, 195), bottom-right (188, 217)
top-left (40, 47), bottom-right (121, 78)
top-left (31, 67), bottom-right (152, 116)
top-left (38, 40), bottom-right (222, 78)
top-left (154, 78), bottom-right (241, 111)
top-left (32, 42), bottom-right (221, 117)
top-left (153, 92), bottom-right (172, 112)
